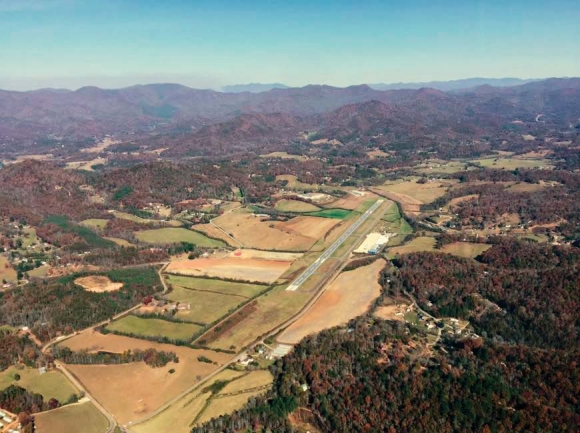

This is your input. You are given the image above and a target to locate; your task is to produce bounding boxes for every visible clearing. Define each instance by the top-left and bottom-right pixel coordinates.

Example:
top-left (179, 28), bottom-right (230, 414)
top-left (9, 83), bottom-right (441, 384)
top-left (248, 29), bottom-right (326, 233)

top-left (0, 366), bottom-right (78, 403)
top-left (166, 257), bottom-right (292, 284)
top-left (74, 275), bottom-right (123, 293)
top-left (134, 228), bottom-right (226, 247)
top-left (470, 157), bottom-right (552, 170)
top-left (165, 275), bottom-right (267, 298)
top-left (260, 152), bottom-right (307, 161)
top-left (274, 199), bottom-right (321, 213)
top-left (34, 401), bottom-right (109, 433)
top-left (106, 315), bottom-right (201, 341)
top-left (440, 242), bottom-right (491, 259)
top-left (0, 255), bottom-right (17, 284)
top-left (79, 218), bottom-right (109, 230)
top-left (278, 259), bottom-right (385, 344)
top-left (61, 332), bottom-right (233, 425)
top-left (321, 192), bottom-right (376, 211)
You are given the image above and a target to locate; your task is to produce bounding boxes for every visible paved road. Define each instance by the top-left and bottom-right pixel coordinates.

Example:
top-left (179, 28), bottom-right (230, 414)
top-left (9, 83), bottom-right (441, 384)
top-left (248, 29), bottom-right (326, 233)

top-left (286, 199), bottom-right (384, 291)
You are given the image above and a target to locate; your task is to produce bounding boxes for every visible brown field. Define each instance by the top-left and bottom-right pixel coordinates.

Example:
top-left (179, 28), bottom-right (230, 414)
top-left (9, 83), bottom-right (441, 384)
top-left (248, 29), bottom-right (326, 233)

top-left (321, 192), bottom-right (376, 210)
top-left (192, 224), bottom-right (238, 247)
top-left (274, 199), bottom-right (321, 213)
top-left (196, 390), bottom-right (266, 426)
top-left (74, 275), bottom-right (123, 292)
top-left (374, 305), bottom-right (405, 322)
top-left (367, 148), bottom-right (390, 159)
top-left (226, 249), bottom-right (303, 261)
top-left (65, 157), bottom-right (107, 171)
top-left (219, 370), bottom-right (273, 395)
top-left (61, 332), bottom-right (234, 424)
top-left (371, 180), bottom-right (453, 216)
top-left (166, 257), bottom-right (293, 284)
top-left (0, 255), bottom-right (17, 283)
top-left (278, 259), bottom-right (385, 345)
top-left (104, 236), bottom-right (134, 247)
top-left (447, 194), bottom-right (479, 210)
top-left (213, 210), bottom-right (337, 251)
top-left (34, 401), bottom-right (109, 433)
top-left (440, 242), bottom-right (491, 258)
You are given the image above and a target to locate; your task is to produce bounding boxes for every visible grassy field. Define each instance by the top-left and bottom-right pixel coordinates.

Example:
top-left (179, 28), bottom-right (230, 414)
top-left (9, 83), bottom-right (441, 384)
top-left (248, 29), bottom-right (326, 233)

top-left (113, 211), bottom-right (182, 227)
top-left (260, 152), bottom-right (308, 161)
top-left (0, 367), bottom-right (78, 402)
top-left (106, 315), bottom-right (201, 341)
top-left (415, 160), bottom-right (467, 174)
top-left (305, 208), bottom-right (353, 219)
top-left (377, 179), bottom-right (452, 204)
top-left (382, 203), bottom-right (413, 234)
top-left (274, 199), bottom-right (321, 213)
top-left (104, 236), bottom-right (134, 247)
top-left (275, 174), bottom-right (320, 191)
top-left (196, 390), bottom-right (266, 425)
top-left (471, 157), bottom-right (552, 170)
top-left (218, 370), bottom-right (273, 395)
top-left (79, 218), bottom-right (109, 230)
top-left (440, 242), bottom-right (491, 258)
top-left (164, 286), bottom-right (248, 325)
top-left (34, 401), bottom-right (109, 433)
top-left (134, 228), bottom-right (226, 247)
top-left (165, 275), bottom-right (266, 298)
top-left (387, 237), bottom-right (436, 258)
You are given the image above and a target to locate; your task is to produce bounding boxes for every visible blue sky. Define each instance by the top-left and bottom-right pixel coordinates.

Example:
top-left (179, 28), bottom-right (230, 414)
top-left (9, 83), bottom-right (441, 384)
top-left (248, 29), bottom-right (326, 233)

top-left (1, 0), bottom-right (579, 90)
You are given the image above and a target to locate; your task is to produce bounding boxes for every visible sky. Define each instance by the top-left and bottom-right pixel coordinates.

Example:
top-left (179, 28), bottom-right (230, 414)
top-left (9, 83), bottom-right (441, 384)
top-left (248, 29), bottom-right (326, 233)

top-left (1, 0), bottom-right (579, 90)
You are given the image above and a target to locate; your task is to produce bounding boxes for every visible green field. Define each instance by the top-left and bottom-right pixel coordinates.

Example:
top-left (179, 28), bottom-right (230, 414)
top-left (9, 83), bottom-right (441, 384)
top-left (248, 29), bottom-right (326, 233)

top-left (134, 228), bottom-right (227, 247)
top-left (471, 157), bottom-right (552, 170)
top-left (165, 286), bottom-right (248, 325)
top-left (80, 218), bottom-right (109, 230)
top-left (165, 275), bottom-right (267, 298)
top-left (305, 209), bottom-right (353, 219)
top-left (106, 315), bottom-right (201, 341)
top-left (0, 367), bottom-right (79, 403)
top-left (382, 204), bottom-right (413, 234)
top-left (34, 401), bottom-right (109, 433)
top-left (274, 199), bottom-right (321, 213)
top-left (113, 211), bottom-right (182, 226)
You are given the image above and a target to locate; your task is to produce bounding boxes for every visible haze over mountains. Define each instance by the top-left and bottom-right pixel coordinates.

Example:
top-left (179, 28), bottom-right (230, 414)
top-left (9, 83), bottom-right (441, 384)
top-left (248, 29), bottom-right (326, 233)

top-left (0, 77), bottom-right (579, 157)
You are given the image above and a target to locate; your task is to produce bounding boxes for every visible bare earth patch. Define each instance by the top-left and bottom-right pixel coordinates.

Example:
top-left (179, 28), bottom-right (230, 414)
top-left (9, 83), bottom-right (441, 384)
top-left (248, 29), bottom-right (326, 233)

top-left (74, 275), bottom-right (123, 292)
top-left (278, 259), bottom-right (385, 344)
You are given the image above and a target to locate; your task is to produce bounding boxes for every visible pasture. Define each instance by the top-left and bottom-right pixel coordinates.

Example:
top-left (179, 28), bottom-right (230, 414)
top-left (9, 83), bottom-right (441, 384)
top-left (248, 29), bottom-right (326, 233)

top-left (104, 236), bottom-right (134, 247)
top-left (0, 366), bottom-right (78, 403)
top-left (278, 259), bottom-right (385, 344)
top-left (260, 151), bottom-right (307, 161)
top-left (166, 256), bottom-right (292, 284)
top-left (196, 390), bottom-right (267, 425)
top-left (274, 199), bottom-right (321, 213)
top-left (61, 332), bottom-right (233, 424)
top-left (191, 224), bottom-right (238, 247)
top-left (106, 315), bottom-right (201, 341)
top-left (440, 242), bottom-right (491, 258)
top-left (74, 275), bottom-right (123, 293)
top-left (321, 193), bottom-right (376, 211)
top-left (0, 255), bottom-right (17, 283)
top-left (79, 218), bottom-right (109, 230)
top-left (34, 401), bottom-right (109, 433)
top-left (305, 208), bottom-right (353, 219)
top-left (387, 237), bottom-right (436, 258)
top-left (112, 210), bottom-right (182, 227)
top-left (165, 275), bottom-right (267, 298)
top-left (275, 174), bottom-right (320, 190)
top-left (164, 286), bottom-right (247, 325)
top-left (470, 157), bottom-right (552, 170)
top-left (134, 228), bottom-right (226, 247)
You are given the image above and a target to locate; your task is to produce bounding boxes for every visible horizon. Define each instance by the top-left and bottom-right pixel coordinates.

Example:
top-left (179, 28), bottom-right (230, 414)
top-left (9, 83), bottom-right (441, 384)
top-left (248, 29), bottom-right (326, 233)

top-left (2, 0), bottom-right (580, 91)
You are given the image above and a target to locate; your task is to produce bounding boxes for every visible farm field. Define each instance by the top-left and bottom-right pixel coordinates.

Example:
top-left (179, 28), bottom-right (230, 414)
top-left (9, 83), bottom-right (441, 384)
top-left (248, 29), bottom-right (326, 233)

top-left (196, 390), bottom-right (267, 425)
top-left (165, 275), bottom-right (267, 298)
top-left (134, 228), bottom-right (226, 247)
top-left (34, 401), bottom-right (109, 433)
top-left (208, 285), bottom-right (311, 351)
top-left (104, 236), bottom-right (134, 247)
top-left (375, 179), bottom-right (453, 205)
top-left (218, 370), bottom-right (273, 395)
top-left (470, 157), bottom-right (552, 170)
top-left (79, 218), bottom-right (109, 229)
top-left (106, 315), bottom-right (201, 341)
top-left (415, 160), bottom-right (467, 174)
top-left (387, 237), bottom-right (436, 258)
top-left (0, 366), bottom-right (79, 403)
top-left (260, 151), bottom-right (308, 161)
top-left (164, 286), bottom-right (247, 325)
top-left (275, 174), bottom-right (320, 190)
top-left (212, 210), bottom-right (339, 251)
top-left (131, 369), bottom-right (245, 433)
top-left (191, 224), bottom-right (238, 247)
top-left (61, 332), bottom-right (233, 424)
top-left (0, 255), bottom-right (17, 283)
top-left (305, 208), bottom-right (353, 219)
top-left (166, 256), bottom-right (292, 284)
top-left (382, 202), bottom-right (413, 234)
top-left (440, 242), bottom-right (491, 258)
top-left (278, 259), bottom-right (385, 344)
top-left (74, 275), bottom-right (123, 292)
top-left (274, 199), bottom-right (321, 213)
top-left (112, 211), bottom-right (182, 227)
top-left (321, 192), bottom-right (376, 211)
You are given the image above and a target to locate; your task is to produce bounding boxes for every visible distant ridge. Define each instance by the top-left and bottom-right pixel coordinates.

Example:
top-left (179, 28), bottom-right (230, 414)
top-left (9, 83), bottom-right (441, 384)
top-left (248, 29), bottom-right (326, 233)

top-left (221, 83), bottom-right (290, 93)
top-left (369, 77), bottom-right (541, 92)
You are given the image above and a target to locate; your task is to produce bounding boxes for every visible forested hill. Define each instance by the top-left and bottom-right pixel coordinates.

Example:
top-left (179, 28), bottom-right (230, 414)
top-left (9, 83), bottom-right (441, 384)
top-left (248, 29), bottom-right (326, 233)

top-left (193, 240), bottom-right (580, 432)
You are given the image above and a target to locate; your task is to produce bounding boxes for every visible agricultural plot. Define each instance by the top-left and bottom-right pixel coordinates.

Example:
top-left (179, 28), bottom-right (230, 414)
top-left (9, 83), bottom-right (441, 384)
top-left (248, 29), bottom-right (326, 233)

top-left (106, 315), bottom-right (202, 341)
top-left (196, 390), bottom-right (267, 425)
top-left (382, 202), bottom-right (413, 234)
top-left (0, 255), bottom-right (17, 283)
top-left (212, 210), bottom-right (338, 251)
top-left (131, 370), bottom-right (245, 433)
top-left (274, 199), bottom-right (321, 213)
top-left (260, 152), bottom-right (307, 161)
top-left (305, 209), bottom-right (353, 219)
top-left (278, 259), bottom-right (385, 345)
top-left (275, 174), bottom-right (320, 191)
top-left (112, 211), bottom-right (182, 227)
top-left (61, 332), bottom-right (233, 424)
top-left (440, 242), bottom-right (491, 259)
top-left (387, 237), bottom-right (436, 258)
top-left (0, 366), bottom-right (79, 403)
top-left (470, 157), bottom-right (552, 170)
top-left (191, 224), bottom-right (238, 247)
top-left (134, 228), bottom-right (226, 247)
top-left (34, 401), bottom-right (109, 433)
top-left (79, 218), bottom-right (109, 230)
top-left (321, 192), bottom-right (376, 211)
top-left (74, 275), bottom-right (123, 292)
top-left (218, 370), bottom-right (273, 395)
top-left (165, 275), bottom-right (267, 298)
top-left (166, 256), bottom-right (292, 284)
top-left (375, 179), bottom-right (452, 207)
top-left (164, 286), bottom-right (248, 325)
top-left (415, 160), bottom-right (467, 174)
top-left (104, 237), bottom-right (134, 247)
